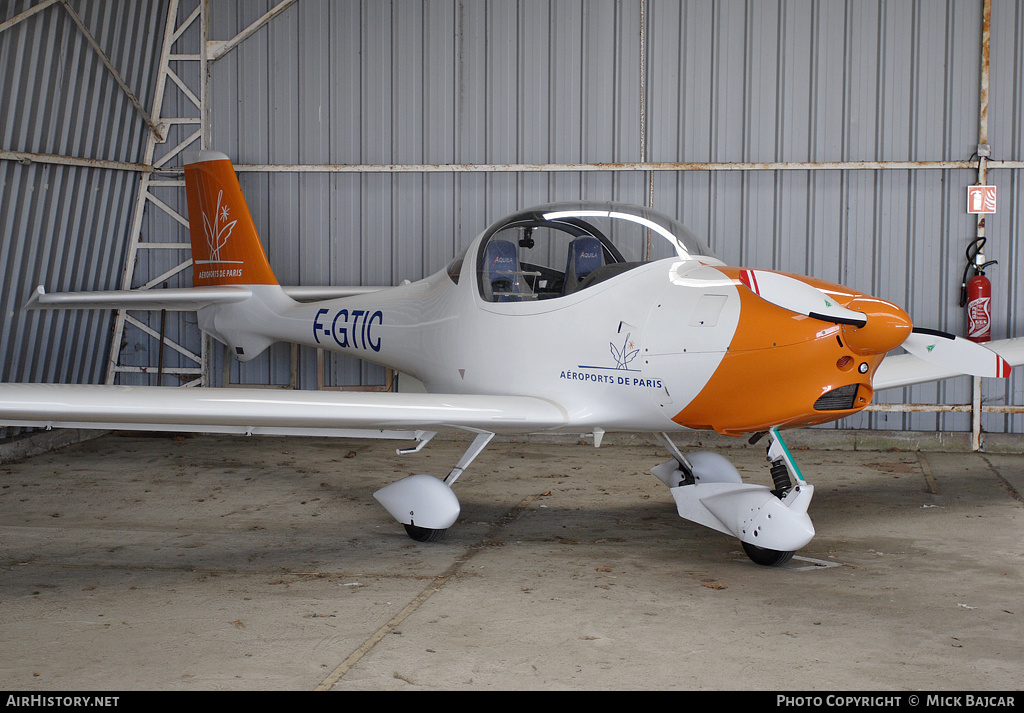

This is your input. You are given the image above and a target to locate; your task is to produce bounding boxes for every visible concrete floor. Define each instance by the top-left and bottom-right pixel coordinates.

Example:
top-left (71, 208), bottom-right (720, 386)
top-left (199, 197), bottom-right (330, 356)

top-left (0, 430), bottom-right (1021, 690)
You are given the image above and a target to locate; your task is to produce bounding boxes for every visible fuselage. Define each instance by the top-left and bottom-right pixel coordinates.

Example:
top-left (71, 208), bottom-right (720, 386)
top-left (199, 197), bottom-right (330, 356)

top-left (179, 160), bottom-right (912, 438)
top-left (203, 227), bottom-right (911, 437)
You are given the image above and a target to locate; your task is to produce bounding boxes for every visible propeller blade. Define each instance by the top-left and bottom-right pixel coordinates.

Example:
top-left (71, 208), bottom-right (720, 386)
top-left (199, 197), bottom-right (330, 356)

top-left (903, 328), bottom-right (1012, 378)
top-left (738, 269), bottom-right (867, 327)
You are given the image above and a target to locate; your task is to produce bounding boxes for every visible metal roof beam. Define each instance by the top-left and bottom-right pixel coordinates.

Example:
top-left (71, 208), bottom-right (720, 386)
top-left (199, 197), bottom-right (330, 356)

top-left (0, 149), bottom-right (151, 172)
top-left (57, 0), bottom-right (164, 141)
top-left (0, 0), bottom-right (59, 35)
top-left (206, 0), bottom-right (297, 62)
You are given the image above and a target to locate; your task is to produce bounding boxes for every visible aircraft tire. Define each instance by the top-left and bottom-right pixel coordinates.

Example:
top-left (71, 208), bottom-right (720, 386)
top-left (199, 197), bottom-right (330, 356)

top-left (741, 541), bottom-right (795, 567)
top-left (404, 524), bottom-right (446, 542)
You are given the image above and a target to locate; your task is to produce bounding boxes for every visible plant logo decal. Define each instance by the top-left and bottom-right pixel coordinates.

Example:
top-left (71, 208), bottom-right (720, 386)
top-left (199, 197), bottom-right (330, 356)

top-left (202, 190), bottom-right (238, 263)
top-left (610, 333), bottom-right (639, 370)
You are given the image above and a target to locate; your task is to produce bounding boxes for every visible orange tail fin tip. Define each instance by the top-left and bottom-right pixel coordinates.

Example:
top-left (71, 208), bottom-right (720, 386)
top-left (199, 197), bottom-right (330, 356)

top-left (183, 151), bottom-right (278, 287)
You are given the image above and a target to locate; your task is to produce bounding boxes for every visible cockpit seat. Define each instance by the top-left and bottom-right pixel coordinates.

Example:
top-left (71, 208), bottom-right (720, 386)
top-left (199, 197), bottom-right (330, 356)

top-left (563, 236), bottom-right (605, 295)
top-left (484, 239), bottom-right (524, 302)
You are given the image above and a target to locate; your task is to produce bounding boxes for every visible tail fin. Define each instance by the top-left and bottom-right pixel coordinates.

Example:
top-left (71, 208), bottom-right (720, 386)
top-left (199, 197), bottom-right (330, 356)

top-left (184, 151), bottom-right (279, 287)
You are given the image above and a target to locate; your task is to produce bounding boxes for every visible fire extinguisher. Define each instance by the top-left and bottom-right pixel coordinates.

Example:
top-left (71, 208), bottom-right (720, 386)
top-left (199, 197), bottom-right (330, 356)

top-left (959, 237), bottom-right (998, 343)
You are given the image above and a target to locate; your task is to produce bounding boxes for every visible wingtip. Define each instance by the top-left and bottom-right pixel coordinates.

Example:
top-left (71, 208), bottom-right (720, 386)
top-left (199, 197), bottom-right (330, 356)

top-left (23, 285), bottom-right (46, 310)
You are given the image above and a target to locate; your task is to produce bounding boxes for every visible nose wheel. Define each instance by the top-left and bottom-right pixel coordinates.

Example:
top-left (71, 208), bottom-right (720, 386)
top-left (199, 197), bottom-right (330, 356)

top-left (741, 541), bottom-right (795, 567)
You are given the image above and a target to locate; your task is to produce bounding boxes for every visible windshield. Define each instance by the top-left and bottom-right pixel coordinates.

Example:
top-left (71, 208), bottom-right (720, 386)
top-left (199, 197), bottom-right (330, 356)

top-left (475, 201), bottom-right (716, 302)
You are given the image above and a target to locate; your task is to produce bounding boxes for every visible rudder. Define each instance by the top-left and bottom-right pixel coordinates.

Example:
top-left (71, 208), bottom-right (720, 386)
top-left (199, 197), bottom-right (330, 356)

top-left (184, 151), bottom-right (278, 287)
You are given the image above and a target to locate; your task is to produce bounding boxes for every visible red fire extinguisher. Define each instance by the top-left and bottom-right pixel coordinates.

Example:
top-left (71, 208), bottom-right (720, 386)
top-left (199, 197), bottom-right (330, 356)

top-left (960, 237), bottom-right (998, 343)
top-left (966, 272), bottom-right (991, 342)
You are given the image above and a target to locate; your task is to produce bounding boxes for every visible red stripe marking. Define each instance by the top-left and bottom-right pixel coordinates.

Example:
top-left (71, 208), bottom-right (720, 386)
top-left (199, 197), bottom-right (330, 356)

top-left (739, 269), bottom-right (760, 295)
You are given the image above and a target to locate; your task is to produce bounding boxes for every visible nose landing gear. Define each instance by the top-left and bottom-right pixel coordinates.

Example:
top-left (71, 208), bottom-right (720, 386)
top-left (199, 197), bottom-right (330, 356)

top-left (653, 428), bottom-right (815, 566)
top-left (746, 427), bottom-right (809, 566)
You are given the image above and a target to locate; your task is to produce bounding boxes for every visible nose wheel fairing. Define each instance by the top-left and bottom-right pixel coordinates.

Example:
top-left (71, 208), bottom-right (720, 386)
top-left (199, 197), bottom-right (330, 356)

top-left (653, 429), bottom-right (815, 561)
top-left (672, 481), bottom-right (815, 551)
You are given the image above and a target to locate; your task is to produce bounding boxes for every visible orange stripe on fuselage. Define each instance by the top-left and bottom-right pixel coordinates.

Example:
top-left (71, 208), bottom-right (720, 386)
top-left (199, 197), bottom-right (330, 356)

top-left (672, 267), bottom-right (883, 435)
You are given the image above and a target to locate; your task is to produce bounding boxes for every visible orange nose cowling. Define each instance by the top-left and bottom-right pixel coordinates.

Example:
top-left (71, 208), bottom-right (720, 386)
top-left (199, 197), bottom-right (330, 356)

top-left (672, 270), bottom-right (908, 436)
top-left (840, 296), bottom-right (913, 356)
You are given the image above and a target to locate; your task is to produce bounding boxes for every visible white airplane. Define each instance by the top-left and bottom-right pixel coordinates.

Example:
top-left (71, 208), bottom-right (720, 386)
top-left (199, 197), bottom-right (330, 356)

top-left (2, 150), bottom-right (1021, 566)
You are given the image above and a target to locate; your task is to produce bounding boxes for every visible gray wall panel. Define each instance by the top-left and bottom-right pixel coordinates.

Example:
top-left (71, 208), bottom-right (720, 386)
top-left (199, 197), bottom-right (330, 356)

top-left (0, 1), bottom-right (166, 439)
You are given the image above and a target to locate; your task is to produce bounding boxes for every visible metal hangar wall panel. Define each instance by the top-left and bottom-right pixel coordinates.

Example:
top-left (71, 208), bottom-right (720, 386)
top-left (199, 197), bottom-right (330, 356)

top-left (0, 0), bottom-right (167, 393)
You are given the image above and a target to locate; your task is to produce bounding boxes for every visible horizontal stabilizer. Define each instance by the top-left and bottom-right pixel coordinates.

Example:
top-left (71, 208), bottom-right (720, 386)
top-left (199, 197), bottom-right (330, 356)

top-left (25, 284), bottom-right (392, 311)
top-left (281, 285), bottom-right (387, 301)
top-left (25, 285), bottom-right (252, 311)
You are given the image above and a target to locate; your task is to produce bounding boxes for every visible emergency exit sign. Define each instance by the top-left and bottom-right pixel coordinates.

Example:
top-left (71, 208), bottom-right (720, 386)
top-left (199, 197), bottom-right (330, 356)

top-left (967, 185), bottom-right (997, 214)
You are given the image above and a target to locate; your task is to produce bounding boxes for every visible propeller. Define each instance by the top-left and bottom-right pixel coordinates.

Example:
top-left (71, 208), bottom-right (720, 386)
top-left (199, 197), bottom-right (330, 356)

top-left (736, 268), bottom-right (1011, 379)
top-left (903, 327), bottom-right (1011, 378)
top-left (738, 269), bottom-right (866, 327)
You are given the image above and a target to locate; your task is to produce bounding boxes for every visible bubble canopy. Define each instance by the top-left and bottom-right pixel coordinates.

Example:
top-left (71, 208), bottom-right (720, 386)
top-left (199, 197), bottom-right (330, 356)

top-left (484, 202), bottom-right (716, 263)
top-left (470, 202), bottom-right (719, 302)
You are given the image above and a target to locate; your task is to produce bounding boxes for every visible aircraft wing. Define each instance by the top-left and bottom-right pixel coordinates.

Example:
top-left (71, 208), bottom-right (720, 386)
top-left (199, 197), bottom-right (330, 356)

top-left (873, 337), bottom-right (1024, 391)
top-left (0, 384), bottom-right (569, 438)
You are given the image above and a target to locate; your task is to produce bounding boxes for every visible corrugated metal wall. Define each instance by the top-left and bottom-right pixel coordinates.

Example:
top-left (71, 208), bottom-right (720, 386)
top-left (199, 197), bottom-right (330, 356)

top-left (0, 0), bottom-right (166, 438)
top-left (986, 0), bottom-right (1024, 435)
top-left (3, 0), bottom-right (1023, 435)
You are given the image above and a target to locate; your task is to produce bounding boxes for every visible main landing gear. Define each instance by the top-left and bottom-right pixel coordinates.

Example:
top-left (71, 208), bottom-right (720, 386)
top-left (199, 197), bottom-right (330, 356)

top-left (652, 428), bottom-right (815, 567)
top-left (373, 431), bottom-right (494, 542)
top-left (373, 426), bottom-right (813, 567)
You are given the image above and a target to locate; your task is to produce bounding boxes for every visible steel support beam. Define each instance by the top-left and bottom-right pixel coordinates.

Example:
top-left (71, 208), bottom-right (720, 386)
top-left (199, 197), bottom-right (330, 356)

top-left (106, 0), bottom-right (205, 386)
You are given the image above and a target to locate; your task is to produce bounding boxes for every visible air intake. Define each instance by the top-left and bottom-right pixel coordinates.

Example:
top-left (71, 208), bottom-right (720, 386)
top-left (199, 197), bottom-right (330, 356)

top-left (814, 384), bottom-right (860, 411)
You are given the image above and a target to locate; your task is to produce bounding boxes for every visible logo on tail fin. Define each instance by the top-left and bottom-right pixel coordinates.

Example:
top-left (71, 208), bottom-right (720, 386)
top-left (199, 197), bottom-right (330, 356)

top-left (196, 190), bottom-right (241, 265)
